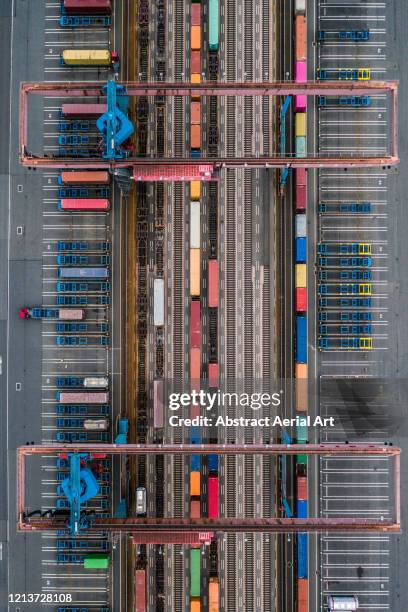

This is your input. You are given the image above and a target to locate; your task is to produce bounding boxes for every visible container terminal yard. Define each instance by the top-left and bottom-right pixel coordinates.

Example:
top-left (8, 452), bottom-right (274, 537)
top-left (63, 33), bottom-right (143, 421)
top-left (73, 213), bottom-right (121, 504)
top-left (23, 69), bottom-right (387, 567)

top-left (0, 0), bottom-right (408, 611)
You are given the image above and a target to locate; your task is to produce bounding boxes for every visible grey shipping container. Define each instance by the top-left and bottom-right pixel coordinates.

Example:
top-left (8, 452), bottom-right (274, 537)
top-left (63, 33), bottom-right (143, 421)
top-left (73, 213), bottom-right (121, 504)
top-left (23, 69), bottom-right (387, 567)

top-left (58, 267), bottom-right (109, 279)
top-left (154, 279), bottom-right (164, 326)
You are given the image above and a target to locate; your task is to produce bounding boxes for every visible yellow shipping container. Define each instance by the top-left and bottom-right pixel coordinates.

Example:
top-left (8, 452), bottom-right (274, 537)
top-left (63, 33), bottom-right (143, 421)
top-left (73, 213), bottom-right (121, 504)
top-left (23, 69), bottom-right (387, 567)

top-left (295, 263), bottom-right (307, 288)
top-left (295, 113), bottom-right (307, 137)
top-left (62, 49), bottom-right (111, 66)
top-left (190, 249), bottom-right (201, 297)
top-left (190, 471), bottom-right (201, 496)
top-left (191, 181), bottom-right (201, 201)
top-left (295, 363), bottom-right (308, 412)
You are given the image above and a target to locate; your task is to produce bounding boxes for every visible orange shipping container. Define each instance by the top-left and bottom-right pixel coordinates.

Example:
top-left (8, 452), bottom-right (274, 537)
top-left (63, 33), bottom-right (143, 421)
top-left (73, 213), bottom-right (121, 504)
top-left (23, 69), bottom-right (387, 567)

top-left (191, 101), bottom-right (201, 125)
top-left (190, 471), bottom-right (201, 496)
top-left (295, 15), bottom-right (307, 61)
top-left (191, 25), bottom-right (201, 50)
top-left (191, 124), bottom-right (201, 149)
top-left (295, 363), bottom-right (308, 412)
top-left (190, 249), bottom-right (201, 296)
top-left (191, 4), bottom-right (201, 26)
top-left (191, 599), bottom-right (201, 612)
top-left (191, 499), bottom-right (201, 518)
top-left (297, 578), bottom-right (308, 611)
top-left (209, 578), bottom-right (219, 612)
top-left (190, 347), bottom-right (201, 385)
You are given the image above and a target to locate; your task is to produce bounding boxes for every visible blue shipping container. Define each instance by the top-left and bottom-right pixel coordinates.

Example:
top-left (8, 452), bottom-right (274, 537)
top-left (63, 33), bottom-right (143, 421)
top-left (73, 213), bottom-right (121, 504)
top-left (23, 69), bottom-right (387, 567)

top-left (296, 237), bottom-right (307, 263)
top-left (208, 454), bottom-right (219, 473)
top-left (190, 426), bottom-right (200, 444)
top-left (191, 454), bottom-right (201, 471)
top-left (296, 500), bottom-right (308, 518)
top-left (296, 315), bottom-right (307, 363)
top-left (297, 533), bottom-right (308, 578)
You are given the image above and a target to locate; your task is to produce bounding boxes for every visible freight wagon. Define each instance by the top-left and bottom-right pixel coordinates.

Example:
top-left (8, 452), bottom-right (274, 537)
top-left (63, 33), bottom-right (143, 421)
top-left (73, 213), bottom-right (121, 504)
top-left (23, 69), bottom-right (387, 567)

top-left (58, 171), bottom-right (110, 185)
top-left (190, 549), bottom-right (201, 597)
top-left (58, 199), bottom-right (110, 211)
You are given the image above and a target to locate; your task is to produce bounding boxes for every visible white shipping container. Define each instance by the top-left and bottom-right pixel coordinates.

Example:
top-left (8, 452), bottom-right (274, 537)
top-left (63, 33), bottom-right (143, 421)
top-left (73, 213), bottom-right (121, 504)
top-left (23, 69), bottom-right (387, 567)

top-left (154, 278), bottom-right (164, 326)
top-left (295, 214), bottom-right (307, 238)
top-left (295, 0), bottom-right (306, 13)
top-left (190, 201), bottom-right (200, 248)
top-left (83, 377), bottom-right (109, 388)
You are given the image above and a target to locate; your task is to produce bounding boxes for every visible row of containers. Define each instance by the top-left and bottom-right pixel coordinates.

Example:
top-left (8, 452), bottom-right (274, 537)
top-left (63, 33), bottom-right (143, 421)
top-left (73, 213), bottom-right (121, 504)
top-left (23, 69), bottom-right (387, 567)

top-left (189, 3), bottom-right (219, 611)
top-left (294, 2), bottom-right (309, 612)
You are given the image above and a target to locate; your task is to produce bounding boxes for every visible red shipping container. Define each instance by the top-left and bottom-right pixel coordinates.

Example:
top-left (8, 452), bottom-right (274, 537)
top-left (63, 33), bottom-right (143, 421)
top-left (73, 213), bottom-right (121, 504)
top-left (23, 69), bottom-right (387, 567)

top-left (208, 475), bottom-right (219, 518)
top-left (296, 287), bottom-right (307, 311)
top-left (295, 15), bottom-right (307, 61)
top-left (191, 499), bottom-right (201, 518)
top-left (190, 347), bottom-right (201, 386)
top-left (296, 185), bottom-right (307, 211)
top-left (64, 0), bottom-right (112, 14)
top-left (190, 300), bottom-right (201, 348)
top-left (191, 51), bottom-right (201, 74)
top-left (297, 578), bottom-right (308, 611)
top-left (297, 476), bottom-right (308, 501)
top-left (208, 363), bottom-right (219, 388)
top-left (208, 260), bottom-right (219, 307)
top-left (191, 4), bottom-right (201, 26)
top-left (191, 403), bottom-right (200, 419)
top-left (191, 124), bottom-right (201, 149)
top-left (135, 569), bottom-right (146, 612)
top-left (296, 168), bottom-right (307, 187)
top-left (191, 101), bottom-right (201, 125)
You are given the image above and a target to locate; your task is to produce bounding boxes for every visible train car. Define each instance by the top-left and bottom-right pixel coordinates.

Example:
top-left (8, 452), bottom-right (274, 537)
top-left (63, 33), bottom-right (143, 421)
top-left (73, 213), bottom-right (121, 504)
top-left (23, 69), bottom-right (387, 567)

top-left (208, 363), bottom-right (219, 388)
top-left (56, 391), bottom-right (108, 404)
top-left (191, 180), bottom-right (201, 201)
top-left (190, 471), bottom-right (201, 497)
top-left (297, 578), bottom-right (308, 611)
top-left (208, 475), bottom-right (219, 518)
top-left (190, 300), bottom-right (201, 348)
top-left (62, 0), bottom-right (112, 14)
top-left (61, 50), bottom-right (112, 66)
top-left (190, 249), bottom-right (201, 296)
top-left (61, 103), bottom-right (107, 116)
top-left (295, 363), bottom-right (308, 412)
top-left (134, 568), bottom-right (146, 612)
top-left (58, 199), bottom-right (110, 212)
top-left (190, 548), bottom-right (201, 597)
top-left (153, 380), bottom-right (164, 428)
top-left (209, 0), bottom-right (219, 51)
top-left (208, 259), bottom-right (219, 307)
top-left (295, 315), bottom-right (307, 364)
top-left (190, 201), bottom-right (201, 248)
top-left (297, 533), bottom-right (308, 578)
top-left (295, 169), bottom-right (307, 211)
top-left (154, 278), bottom-right (164, 326)
top-left (58, 171), bottom-right (110, 185)
top-left (295, 15), bottom-right (306, 61)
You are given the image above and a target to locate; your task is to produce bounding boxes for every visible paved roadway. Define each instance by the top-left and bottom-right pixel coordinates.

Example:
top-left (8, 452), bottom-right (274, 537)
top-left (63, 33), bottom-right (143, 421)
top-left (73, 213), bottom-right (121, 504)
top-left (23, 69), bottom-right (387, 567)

top-left (1, 0), bottom-right (124, 610)
top-left (307, 0), bottom-right (407, 610)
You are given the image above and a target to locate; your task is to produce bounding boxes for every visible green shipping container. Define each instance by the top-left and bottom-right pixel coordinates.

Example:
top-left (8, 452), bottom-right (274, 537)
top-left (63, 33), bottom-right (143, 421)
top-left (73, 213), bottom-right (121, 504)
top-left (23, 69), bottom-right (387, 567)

top-left (190, 548), bottom-right (201, 597)
top-left (209, 0), bottom-right (219, 50)
top-left (84, 553), bottom-right (110, 569)
top-left (296, 424), bottom-right (308, 443)
top-left (296, 136), bottom-right (307, 158)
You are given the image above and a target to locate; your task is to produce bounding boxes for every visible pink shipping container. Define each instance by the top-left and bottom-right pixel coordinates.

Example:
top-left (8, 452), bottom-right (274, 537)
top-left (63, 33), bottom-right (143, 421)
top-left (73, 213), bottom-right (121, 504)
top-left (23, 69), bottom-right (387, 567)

top-left (208, 363), bottom-right (219, 388)
top-left (297, 476), bottom-right (308, 501)
top-left (61, 103), bottom-right (106, 116)
top-left (295, 60), bottom-right (307, 82)
top-left (208, 260), bottom-right (219, 307)
top-left (191, 4), bottom-right (201, 26)
top-left (190, 301), bottom-right (201, 348)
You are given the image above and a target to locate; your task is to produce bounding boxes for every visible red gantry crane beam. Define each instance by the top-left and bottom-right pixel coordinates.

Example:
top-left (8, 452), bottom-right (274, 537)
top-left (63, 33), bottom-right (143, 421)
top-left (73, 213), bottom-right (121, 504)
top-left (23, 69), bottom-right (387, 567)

top-left (19, 81), bottom-right (399, 169)
top-left (17, 444), bottom-right (401, 534)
